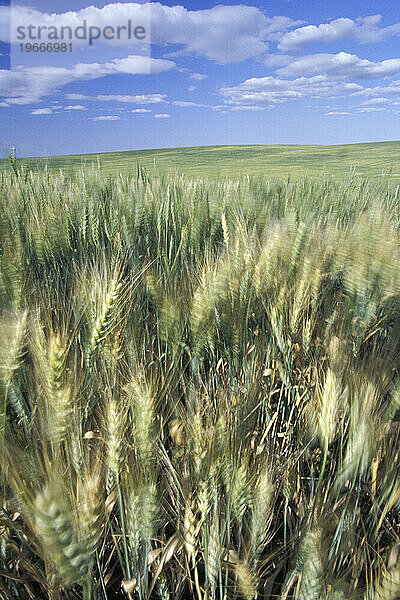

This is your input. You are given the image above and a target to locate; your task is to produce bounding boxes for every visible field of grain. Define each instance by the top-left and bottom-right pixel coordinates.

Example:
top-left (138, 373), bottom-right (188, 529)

top-left (1, 157), bottom-right (400, 599)
top-left (1, 141), bottom-right (400, 180)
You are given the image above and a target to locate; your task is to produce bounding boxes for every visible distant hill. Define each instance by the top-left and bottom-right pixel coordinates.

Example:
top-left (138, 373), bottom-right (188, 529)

top-left (1, 141), bottom-right (399, 180)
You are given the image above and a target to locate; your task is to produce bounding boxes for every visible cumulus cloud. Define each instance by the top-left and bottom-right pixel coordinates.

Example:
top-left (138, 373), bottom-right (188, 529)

top-left (220, 74), bottom-right (363, 108)
top-left (352, 80), bottom-right (400, 97)
top-left (131, 108), bottom-right (151, 113)
top-left (278, 15), bottom-right (400, 51)
top-left (277, 52), bottom-right (400, 80)
top-left (1, 3), bottom-right (303, 64)
top-left (154, 113), bottom-right (170, 118)
top-left (0, 55), bottom-right (173, 104)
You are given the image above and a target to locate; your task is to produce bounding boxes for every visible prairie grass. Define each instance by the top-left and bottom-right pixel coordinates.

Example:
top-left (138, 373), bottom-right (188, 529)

top-left (0, 159), bottom-right (400, 599)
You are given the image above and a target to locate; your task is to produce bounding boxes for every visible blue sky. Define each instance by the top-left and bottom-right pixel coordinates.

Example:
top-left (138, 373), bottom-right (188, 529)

top-left (0, 0), bottom-right (399, 156)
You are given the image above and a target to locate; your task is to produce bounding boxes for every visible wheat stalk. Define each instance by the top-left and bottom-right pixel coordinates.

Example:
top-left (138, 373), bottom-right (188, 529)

top-left (34, 485), bottom-right (92, 586)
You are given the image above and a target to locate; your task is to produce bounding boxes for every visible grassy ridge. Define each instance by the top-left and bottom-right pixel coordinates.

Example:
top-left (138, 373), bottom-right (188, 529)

top-left (1, 140), bottom-right (400, 179)
top-left (1, 161), bottom-right (400, 598)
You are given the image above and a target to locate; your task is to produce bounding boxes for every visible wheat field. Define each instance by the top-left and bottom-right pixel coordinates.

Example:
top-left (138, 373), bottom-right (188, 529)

top-left (1, 142), bottom-right (400, 180)
top-left (0, 158), bottom-right (400, 599)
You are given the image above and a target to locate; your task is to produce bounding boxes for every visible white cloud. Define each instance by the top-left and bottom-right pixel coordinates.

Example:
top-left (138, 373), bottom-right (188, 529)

top-left (279, 15), bottom-right (400, 51)
top-left (172, 100), bottom-right (206, 107)
top-left (220, 74), bottom-right (363, 108)
top-left (0, 101), bottom-right (9, 107)
top-left (154, 113), bottom-right (170, 118)
top-left (231, 105), bottom-right (267, 111)
top-left (326, 111), bottom-right (351, 115)
top-left (131, 108), bottom-right (151, 113)
top-left (262, 54), bottom-right (293, 67)
top-left (277, 52), bottom-right (400, 80)
top-left (155, 9), bottom-right (297, 63)
top-left (358, 106), bottom-right (387, 113)
top-left (64, 104), bottom-right (86, 110)
top-left (188, 85), bottom-right (196, 92)
top-left (2, 3), bottom-right (303, 64)
top-left (65, 93), bottom-right (168, 104)
top-left (89, 115), bottom-right (120, 121)
top-left (31, 107), bottom-right (53, 114)
top-left (353, 81), bottom-right (400, 97)
top-left (97, 93), bottom-right (168, 104)
top-left (64, 94), bottom-right (89, 101)
top-left (190, 73), bottom-right (208, 81)
top-left (361, 97), bottom-right (392, 105)
top-left (0, 55), bottom-right (174, 104)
